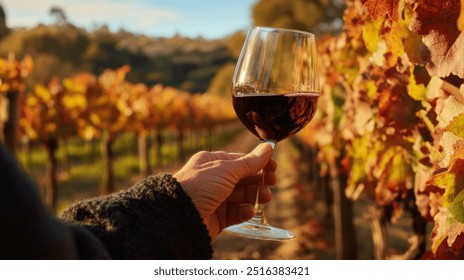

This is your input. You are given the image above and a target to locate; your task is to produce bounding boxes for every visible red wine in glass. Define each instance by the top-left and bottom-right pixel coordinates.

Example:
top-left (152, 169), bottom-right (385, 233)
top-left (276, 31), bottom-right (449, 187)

top-left (232, 91), bottom-right (319, 142)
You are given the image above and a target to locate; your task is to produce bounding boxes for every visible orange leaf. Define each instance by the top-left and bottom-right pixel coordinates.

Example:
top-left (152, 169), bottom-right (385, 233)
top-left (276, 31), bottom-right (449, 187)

top-left (409, 0), bottom-right (464, 78)
top-left (362, 0), bottom-right (402, 21)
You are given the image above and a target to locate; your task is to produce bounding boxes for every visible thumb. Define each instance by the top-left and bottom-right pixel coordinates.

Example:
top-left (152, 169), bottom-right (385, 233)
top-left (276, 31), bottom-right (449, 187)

top-left (230, 143), bottom-right (274, 180)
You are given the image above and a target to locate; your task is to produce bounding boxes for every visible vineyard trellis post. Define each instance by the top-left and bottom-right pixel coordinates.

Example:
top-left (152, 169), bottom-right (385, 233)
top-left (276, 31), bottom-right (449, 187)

top-left (101, 130), bottom-right (115, 195)
top-left (137, 131), bottom-right (150, 176)
top-left (44, 138), bottom-right (58, 210)
top-left (330, 158), bottom-right (358, 259)
top-left (153, 129), bottom-right (163, 167)
top-left (2, 89), bottom-right (20, 154)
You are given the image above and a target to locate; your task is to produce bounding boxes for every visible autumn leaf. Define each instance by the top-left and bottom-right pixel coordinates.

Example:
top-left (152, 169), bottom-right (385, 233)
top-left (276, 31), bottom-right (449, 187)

top-left (449, 190), bottom-right (464, 223)
top-left (407, 67), bottom-right (427, 101)
top-left (437, 96), bottom-right (464, 129)
top-left (446, 113), bottom-right (464, 138)
top-left (386, 4), bottom-right (424, 64)
top-left (378, 83), bottom-right (422, 135)
top-left (425, 146), bottom-right (464, 253)
top-left (409, 0), bottom-right (464, 78)
top-left (362, 17), bottom-right (383, 53)
top-left (432, 207), bottom-right (464, 254)
top-left (361, 0), bottom-right (403, 21)
top-left (385, 18), bottom-right (410, 59)
top-left (346, 133), bottom-right (388, 200)
top-left (374, 145), bottom-right (413, 207)
top-left (458, 0), bottom-right (464, 31)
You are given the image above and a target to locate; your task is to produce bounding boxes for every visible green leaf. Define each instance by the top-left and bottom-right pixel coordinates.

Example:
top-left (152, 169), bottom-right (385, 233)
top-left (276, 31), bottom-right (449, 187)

top-left (443, 158), bottom-right (464, 205)
top-left (449, 190), bottom-right (464, 223)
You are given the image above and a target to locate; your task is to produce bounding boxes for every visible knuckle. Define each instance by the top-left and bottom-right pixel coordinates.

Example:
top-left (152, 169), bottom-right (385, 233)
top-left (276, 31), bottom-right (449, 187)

top-left (192, 150), bottom-right (210, 159)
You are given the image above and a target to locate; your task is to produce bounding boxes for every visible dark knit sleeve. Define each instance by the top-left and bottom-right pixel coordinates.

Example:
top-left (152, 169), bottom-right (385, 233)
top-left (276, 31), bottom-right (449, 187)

top-left (60, 174), bottom-right (213, 260)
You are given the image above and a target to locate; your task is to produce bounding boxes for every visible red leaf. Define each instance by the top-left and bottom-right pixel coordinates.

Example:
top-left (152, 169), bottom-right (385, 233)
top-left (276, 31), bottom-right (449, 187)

top-left (378, 83), bottom-right (422, 135)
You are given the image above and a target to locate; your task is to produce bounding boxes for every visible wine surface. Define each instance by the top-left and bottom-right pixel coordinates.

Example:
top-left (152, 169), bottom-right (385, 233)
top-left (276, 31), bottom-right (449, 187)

top-left (232, 92), bottom-right (319, 142)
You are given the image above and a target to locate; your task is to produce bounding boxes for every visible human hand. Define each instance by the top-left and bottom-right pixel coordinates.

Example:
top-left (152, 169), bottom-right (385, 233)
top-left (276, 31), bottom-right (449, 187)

top-left (173, 143), bottom-right (276, 239)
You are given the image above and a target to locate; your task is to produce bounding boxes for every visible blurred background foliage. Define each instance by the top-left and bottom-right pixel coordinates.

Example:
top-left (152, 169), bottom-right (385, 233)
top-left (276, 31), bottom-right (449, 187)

top-left (0, 0), bottom-right (345, 98)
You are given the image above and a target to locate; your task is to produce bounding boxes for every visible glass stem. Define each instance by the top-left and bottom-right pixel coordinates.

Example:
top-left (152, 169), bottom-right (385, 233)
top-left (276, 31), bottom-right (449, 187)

top-left (250, 140), bottom-right (276, 227)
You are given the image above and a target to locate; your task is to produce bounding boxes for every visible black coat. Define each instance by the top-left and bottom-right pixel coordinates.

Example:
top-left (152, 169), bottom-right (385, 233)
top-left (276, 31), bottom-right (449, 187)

top-left (0, 145), bottom-right (212, 259)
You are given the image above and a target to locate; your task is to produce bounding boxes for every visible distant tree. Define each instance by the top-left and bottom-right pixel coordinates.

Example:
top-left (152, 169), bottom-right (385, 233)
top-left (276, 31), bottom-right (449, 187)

top-left (0, 24), bottom-right (89, 86)
top-left (252, 0), bottom-right (345, 35)
top-left (204, 31), bottom-right (245, 97)
top-left (0, 4), bottom-right (9, 39)
top-left (84, 26), bottom-right (145, 77)
top-left (207, 62), bottom-right (235, 97)
top-left (225, 31), bottom-right (246, 59)
top-left (49, 6), bottom-right (68, 25)
top-left (0, 20), bottom-right (233, 93)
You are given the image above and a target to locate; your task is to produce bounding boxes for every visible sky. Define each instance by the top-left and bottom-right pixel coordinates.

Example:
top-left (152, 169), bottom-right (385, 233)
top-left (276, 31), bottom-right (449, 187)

top-left (0, 0), bottom-right (257, 39)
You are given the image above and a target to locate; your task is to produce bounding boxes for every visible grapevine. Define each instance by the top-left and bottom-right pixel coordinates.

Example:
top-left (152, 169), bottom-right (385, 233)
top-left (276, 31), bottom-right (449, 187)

top-left (298, 0), bottom-right (464, 259)
top-left (0, 55), bottom-right (32, 151)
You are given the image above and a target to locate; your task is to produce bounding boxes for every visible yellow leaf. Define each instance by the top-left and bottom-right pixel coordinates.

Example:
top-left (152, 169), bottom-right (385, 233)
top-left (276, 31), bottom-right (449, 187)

top-left (62, 93), bottom-right (87, 109)
top-left (35, 85), bottom-right (51, 101)
top-left (0, 82), bottom-right (10, 93)
top-left (90, 113), bottom-right (101, 126)
top-left (80, 125), bottom-right (97, 140)
top-left (366, 80), bottom-right (377, 99)
top-left (408, 67), bottom-right (427, 101)
top-left (388, 21), bottom-right (408, 58)
top-left (458, 0), bottom-right (464, 31)
top-left (362, 17), bottom-right (384, 53)
top-left (26, 96), bottom-right (38, 106)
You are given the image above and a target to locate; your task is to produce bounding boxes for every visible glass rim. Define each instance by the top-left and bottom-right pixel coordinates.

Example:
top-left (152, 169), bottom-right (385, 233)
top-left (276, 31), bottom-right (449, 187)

top-left (251, 26), bottom-right (315, 37)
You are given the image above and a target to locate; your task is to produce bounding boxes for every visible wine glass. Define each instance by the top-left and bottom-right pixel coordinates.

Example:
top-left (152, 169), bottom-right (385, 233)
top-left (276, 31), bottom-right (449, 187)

top-left (225, 26), bottom-right (319, 240)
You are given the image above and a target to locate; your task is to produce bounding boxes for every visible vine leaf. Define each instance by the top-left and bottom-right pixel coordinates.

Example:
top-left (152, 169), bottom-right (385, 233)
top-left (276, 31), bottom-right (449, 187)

top-left (409, 0), bottom-right (464, 78)
top-left (446, 113), bottom-right (464, 138)
top-left (425, 147), bottom-right (464, 253)
top-left (432, 207), bottom-right (464, 253)
top-left (362, 17), bottom-right (383, 53)
top-left (458, 0), bottom-right (464, 31)
top-left (407, 67), bottom-right (427, 101)
top-left (361, 0), bottom-right (403, 21)
top-left (449, 191), bottom-right (464, 223)
top-left (378, 83), bottom-right (422, 135)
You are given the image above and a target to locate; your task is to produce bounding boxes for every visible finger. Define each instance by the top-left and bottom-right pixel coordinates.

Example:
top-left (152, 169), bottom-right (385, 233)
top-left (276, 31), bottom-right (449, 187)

top-left (236, 171), bottom-right (276, 187)
top-left (226, 204), bottom-right (254, 227)
top-left (264, 158), bottom-right (277, 172)
top-left (210, 151), bottom-right (245, 160)
top-left (193, 151), bottom-right (245, 162)
top-left (257, 186), bottom-right (272, 204)
top-left (228, 143), bottom-right (273, 180)
top-left (227, 184), bottom-right (272, 204)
